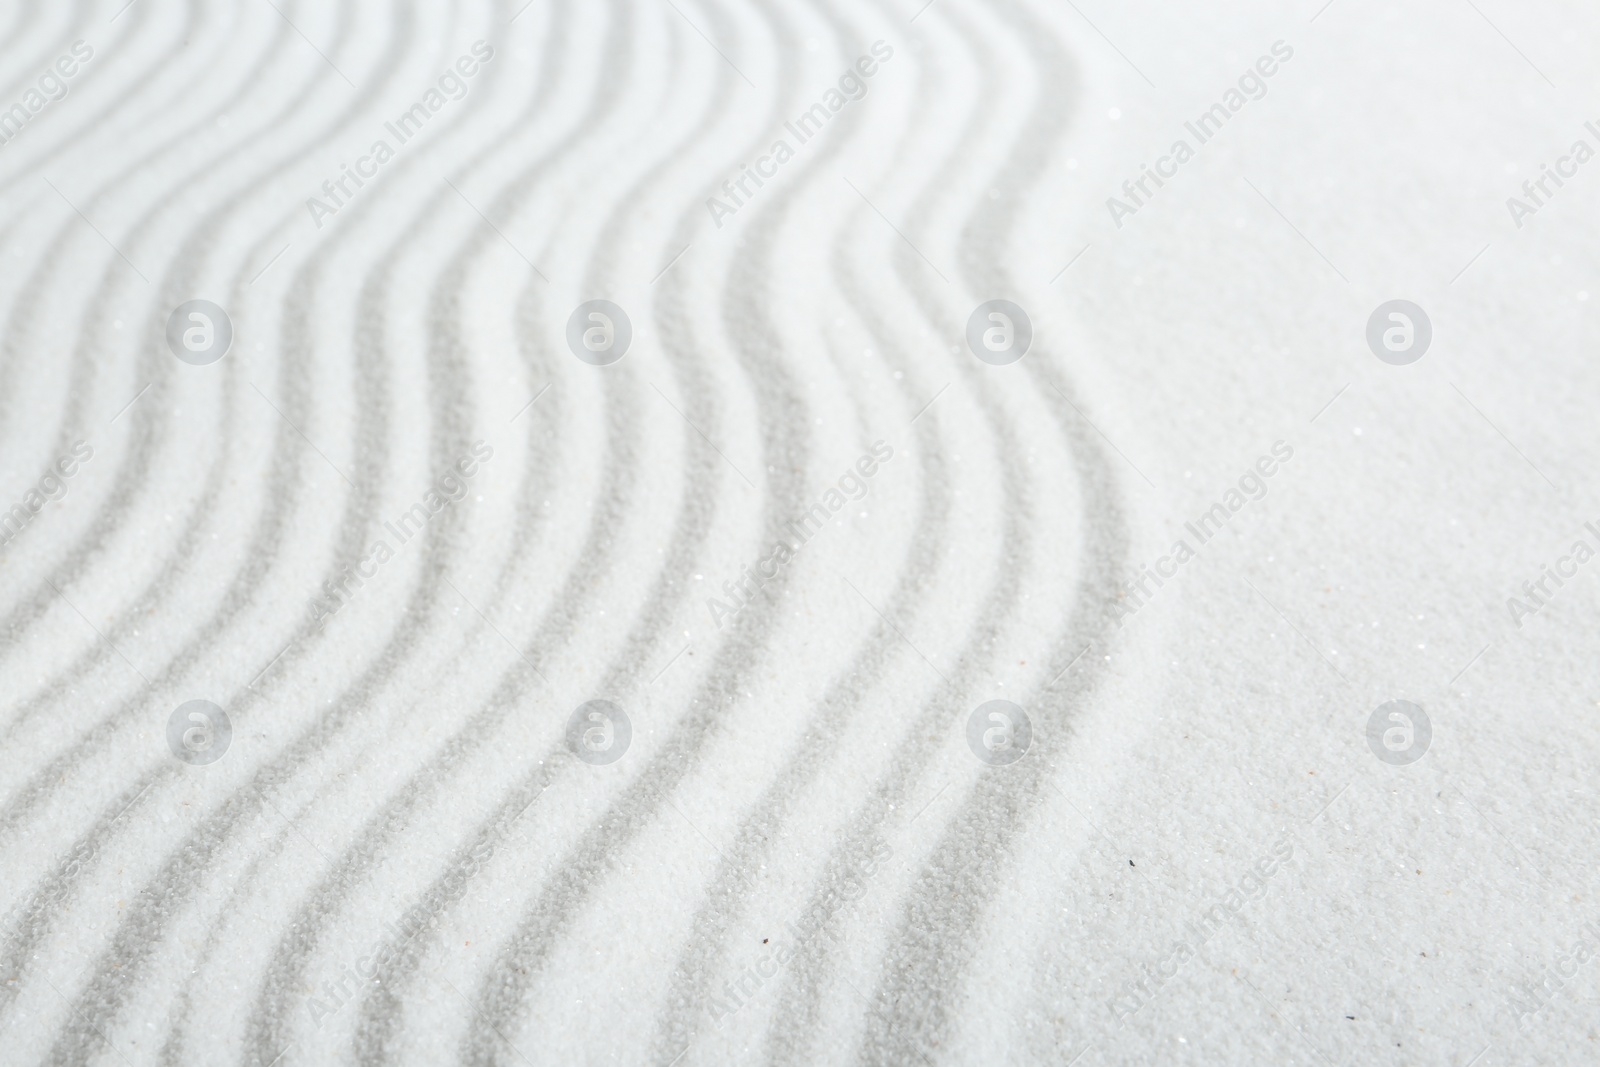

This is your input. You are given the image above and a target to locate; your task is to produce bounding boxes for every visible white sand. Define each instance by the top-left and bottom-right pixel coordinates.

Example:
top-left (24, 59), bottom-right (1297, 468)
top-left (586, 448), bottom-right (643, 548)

top-left (1, 1), bottom-right (1597, 1064)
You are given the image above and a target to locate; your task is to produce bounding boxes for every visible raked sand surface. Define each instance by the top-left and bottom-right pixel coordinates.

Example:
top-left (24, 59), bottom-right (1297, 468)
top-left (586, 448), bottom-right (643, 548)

top-left (1, 1), bottom-right (1599, 1065)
